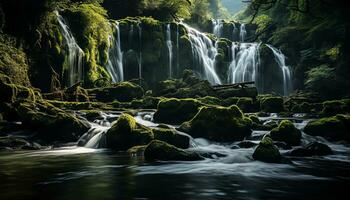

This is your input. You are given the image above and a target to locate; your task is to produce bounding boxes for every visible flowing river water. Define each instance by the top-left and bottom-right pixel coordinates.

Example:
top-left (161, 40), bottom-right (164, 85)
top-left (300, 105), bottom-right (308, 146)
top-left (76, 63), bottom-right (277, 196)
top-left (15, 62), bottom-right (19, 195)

top-left (1, 111), bottom-right (350, 200)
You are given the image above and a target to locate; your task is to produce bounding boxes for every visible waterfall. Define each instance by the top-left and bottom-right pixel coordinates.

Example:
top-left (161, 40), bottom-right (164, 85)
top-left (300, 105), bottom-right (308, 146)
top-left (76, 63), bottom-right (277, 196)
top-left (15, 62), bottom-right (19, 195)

top-left (176, 24), bottom-right (180, 76)
top-left (266, 44), bottom-right (293, 96)
top-left (181, 22), bottom-right (222, 85)
top-left (55, 11), bottom-right (85, 87)
top-left (77, 125), bottom-right (109, 148)
top-left (166, 24), bottom-right (173, 78)
top-left (106, 22), bottom-right (124, 83)
top-left (212, 19), bottom-right (224, 37)
top-left (240, 23), bottom-right (247, 42)
top-left (137, 22), bottom-right (142, 85)
top-left (227, 43), bottom-right (261, 88)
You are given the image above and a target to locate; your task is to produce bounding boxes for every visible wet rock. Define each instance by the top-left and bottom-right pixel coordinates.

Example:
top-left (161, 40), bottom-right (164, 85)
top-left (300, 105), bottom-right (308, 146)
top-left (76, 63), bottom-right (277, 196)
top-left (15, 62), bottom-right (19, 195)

top-left (259, 96), bottom-right (284, 113)
top-left (304, 114), bottom-right (350, 141)
top-left (127, 145), bottom-right (147, 156)
top-left (252, 136), bottom-right (282, 163)
top-left (106, 114), bottom-right (153, 151)
top-left (153, 128), bottom-right (190, 149)
top-left (289, 142), bottom-right (333, 157)
top-left (236, 97), bottom-right (255, 112)
top-left (179, 105), bottom-right (252, 142)
top-left (270, 120), bottom-right (302, 146)
top-left (321, 99), bottom-right (350, 116)
top-left (0, 136), bottom-right (41, 150)
top-left (153, 98), bottom-right (203, 124)
top-left (144, 140), bottom-right (203, 161)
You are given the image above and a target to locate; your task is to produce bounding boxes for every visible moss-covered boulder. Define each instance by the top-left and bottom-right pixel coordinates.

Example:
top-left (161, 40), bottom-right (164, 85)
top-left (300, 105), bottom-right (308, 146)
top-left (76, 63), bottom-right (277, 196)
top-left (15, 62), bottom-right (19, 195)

top-left (144, 140), bottom-right (203, 161)
top-left (304, 115), bottom-right (350, 141)
top-left (15, 101), bottom-right (90, 142)
top-left (236, 97), bottom-right (255, 112)
top-left (197, 96), bottom-right (222, 106)
top-left (106, 114), bottom-right (153, 151)
top-left (252, 136), bottom-right (282, 163)
top-left (289, 142), bottom-right (333, 157)
top-left (179, 105), bottom-right (252, 142)
top-left (153, 128), bottom-right (190, 149)
top-left (0, 74), bottom-right (36, 104)
top-left (153, 98), bottom-right (203, 124)
top-left (88, 82), bottom-right (144, 102)
top-left (270, 120), bottom-right (301, 146)
top-left (322, 99), bottom-right (350, 116)
top-left (260, 96), bottom-right (284, 113)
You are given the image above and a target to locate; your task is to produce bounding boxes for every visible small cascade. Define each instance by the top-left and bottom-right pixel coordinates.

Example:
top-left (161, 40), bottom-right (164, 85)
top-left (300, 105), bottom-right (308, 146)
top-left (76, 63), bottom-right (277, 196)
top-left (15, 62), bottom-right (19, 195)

top-left (176, 24), bottom-right (180, 76)
top-left (212, 19), bottom-right (224, 37)
top-left (232, 23), bottom-right (237, 41)
top-left (240, 23), bottom-right (247, 42)
top-left (106, 22), bottom-right (124, 83)
top-left (77, 125), bottom-right (109, 149)
top-left (137, 22), bottom-right (142, 85)
top-left (228, 43), bottom-right (261, 87)
top-left (266, 44), bottom-right (293, 96)
top-left (55, 11), bottom-right (85, 87)
top-left (166, 24), bottom-right (173, 78)
top-left (181, 22), bottom-right (222, 85)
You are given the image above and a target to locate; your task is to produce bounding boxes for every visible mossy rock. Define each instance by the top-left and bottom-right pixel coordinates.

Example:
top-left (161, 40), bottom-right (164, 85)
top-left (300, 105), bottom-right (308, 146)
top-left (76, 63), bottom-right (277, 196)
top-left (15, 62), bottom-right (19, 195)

top-left (144, 140), bottom-right (203, 161)
top-left (179, 105), bottom-right (252, 142)
top-left (15, 101), bottom-right (90, 142)
top-left (0, 74), bottom-right (36, 103)
top-left (127, 145), bottom-right (147, 156)
top-left (270, 120), bottom-right (301, 146)
top-left (106, 114), bottom-right (153, 151)
top-left (289, 142), bottom-right (333, 157)
top-left (221, 97), bottom-right (240, 106)
top-left (260, 96), bottom-right (284, 113)
top-left (291, 102), bottom-right (313, 113)
top-left (252, 136), bottom-right (281, 163)
top-left (322, 99), bottom-right (350, 116)
top-left (153, 98), bottom-right (203, 124)
top-left (197, 96), bottom-right (222, 106)
top-left (88, 82), bottom-right (144, 102)
top-left (304, 115), bottom-right (350, 141)
top-left (236, 97), bottom-right (255, 112)
top-left (152, 128), bottom-right (190, 149)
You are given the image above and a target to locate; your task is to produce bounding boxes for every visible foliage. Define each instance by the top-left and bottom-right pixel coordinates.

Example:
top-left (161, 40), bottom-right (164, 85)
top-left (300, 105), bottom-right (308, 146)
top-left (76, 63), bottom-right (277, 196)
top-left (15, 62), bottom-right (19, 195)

top-left (305, 65), bottom-right (337, 98)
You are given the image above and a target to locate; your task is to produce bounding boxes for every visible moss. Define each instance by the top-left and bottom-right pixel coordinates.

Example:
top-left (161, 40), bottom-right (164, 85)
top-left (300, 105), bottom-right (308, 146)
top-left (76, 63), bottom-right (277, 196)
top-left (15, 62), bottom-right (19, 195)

top-left (197, 96), bottom-right (222, 106)
top-left (291, 102), bottom-right (313, 113)
top-left (236, 97), bottom-right (254, 112)
top-left (252, 136), bottom-right (281, 163)
top-left (304, 114), bottom-right (350, 141)
top-left (144, 140), bottom-right (203, 161)
top-left (221, 97), bottom-right (240, 106)
top-left (152, 128), bottom-right (190, 149)
top-left (179, 105), bottom-right (252, 142)
top-left (248, 114), bottom-right (261, 124)
top-left (260, 96), bottom-right (284, 113)
top-left (322, 99), bottom-right (350, 116)
top-left (270, 120), bottom-right (301, 146)
top-left (127, 145), bottom-right (147, 156)
top-left (153, 98), bottom-right (204, 124)
top-left (106, 114), bottom-right (153, 151)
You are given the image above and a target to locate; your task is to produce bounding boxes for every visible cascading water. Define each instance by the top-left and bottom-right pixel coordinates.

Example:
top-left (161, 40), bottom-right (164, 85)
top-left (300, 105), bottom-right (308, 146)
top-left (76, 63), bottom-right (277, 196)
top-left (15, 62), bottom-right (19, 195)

top-left (176, 24), bottom-right (180, 75)
top-left (181, 22), bottom-right (222, 85)
top-left (240, 23), bottom-right (247, 42)
top-left (266, 44), bottom-right (293, 96)
top-left (137, 22), bottom-right (142, 84)
top-left (55, 11), bottom-right (85, 87)
top-left (228, 43), bottom-right (261, 87)
top-left (212, 19), bottom-right (224, 37)
top-left (166, 24), bottom-right (173, 78)
top-left (106, 22), bottom-right (124, 83)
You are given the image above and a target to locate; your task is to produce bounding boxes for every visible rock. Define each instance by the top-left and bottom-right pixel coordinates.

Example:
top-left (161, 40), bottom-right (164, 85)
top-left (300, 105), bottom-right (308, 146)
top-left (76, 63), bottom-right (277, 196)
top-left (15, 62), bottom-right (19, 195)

top-left (270, 120), bottom-right (302, 146)
top-left (260, 96), bottom-right (284, 113)
top-left (304, 114), bottom-right (350, 141)
top-left (144, 140), bottom-right (203, 161)
top-left (321, 99), bottom-right (350, 116)
top-left (153, 128), bottom-right (190, 149)
top-left (106, 114), bottom-right (153, 151)
top-left (153, 98), bottom-right (203, 124)
top-left (127, 145), bottom-right (147, 156)
top-left (197, 96), bottom-right (222, 106)
top-left (289, 142), bottom-right (333, 157)
top-left (179, 105), bottom-right (252, 142)
top-left (237, 140), bottom-right (258, 148)
top-left (0, 136), bottom-right (40, 150)
top-left (15, 101), bottom-right (90, 142)
top-left (252, 136), bottom-right (282, 163)
top-left (237, 97), bottom-right (255, 112)
top-left (88, 82), bottom-right (144, 102)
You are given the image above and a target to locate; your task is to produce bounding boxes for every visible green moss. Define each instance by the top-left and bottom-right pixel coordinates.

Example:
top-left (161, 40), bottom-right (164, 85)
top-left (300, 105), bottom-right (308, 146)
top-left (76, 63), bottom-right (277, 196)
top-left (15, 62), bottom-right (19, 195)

top-left (197, 96), bottom-right (222, 106)
top-left (153, 98), bottom-right (204, 124)
top-left (270, 120), bottom-right (301, 146)
top-left (252, 136), bottom-right (281, 163)
top-left (237, 97), bottom-right (254, 112)
top-left (152, 128), bottom-right (190, 149)
top-left (260, 96), bottom-right (284, 113)
top-left (322, 99), bottom-right (350, 116)
top-left (179, 105), bottom-right (252, 142)
top-left (144, 140), bottom-right (203, 161)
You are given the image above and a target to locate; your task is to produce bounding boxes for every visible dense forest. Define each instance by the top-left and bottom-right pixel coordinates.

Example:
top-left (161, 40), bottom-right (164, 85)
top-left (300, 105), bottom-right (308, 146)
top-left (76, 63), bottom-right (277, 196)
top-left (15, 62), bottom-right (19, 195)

top-left (1, 0), bottom-right (350, 199)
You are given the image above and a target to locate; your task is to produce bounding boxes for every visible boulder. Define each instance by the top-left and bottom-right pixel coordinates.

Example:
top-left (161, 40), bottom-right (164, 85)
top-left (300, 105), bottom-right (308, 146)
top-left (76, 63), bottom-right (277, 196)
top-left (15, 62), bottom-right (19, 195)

top-left (270, 120), bottom-right (302, 146)
top-left (179, 105), bottom-right (252, 142)
top-left (106, 114), bottom-right (153, 150)
top-left (153, 98), bottom-right (203, 124)
top-left (236, 97), bottom-right (255, 112)
top-left (321, 99), bottom-right (350, 116)
top-left (289, 142), bottom-right (333, 157)
top-left (252, 136), bottom-right (282, 163)
top-left (260, 96), bottom-right (284, 113)
top-left (304, 114), bottom-right (350, 141)
top-left (153, 128), bottom-right (190, 149)
top-left (144, 140), bottom-right (203, 161)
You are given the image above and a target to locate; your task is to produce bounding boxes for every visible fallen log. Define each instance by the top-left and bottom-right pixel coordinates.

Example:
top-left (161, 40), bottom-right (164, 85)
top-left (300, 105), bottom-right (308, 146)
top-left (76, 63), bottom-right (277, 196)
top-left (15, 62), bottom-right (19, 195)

top-left (213, 81), bottom-right (255, 90)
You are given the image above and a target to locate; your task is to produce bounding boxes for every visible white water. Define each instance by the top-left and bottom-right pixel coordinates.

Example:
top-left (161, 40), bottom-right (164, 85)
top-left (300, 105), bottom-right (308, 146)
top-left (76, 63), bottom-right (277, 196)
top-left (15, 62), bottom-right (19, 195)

top-left (137, 22), bottom-right (142, 85)
top-left (266, 44), bottom-right (293, 96)
top-left (166, 24), bottom-right (173, 78)
top-left (55, 11), bottom-right (85, 87)
top-left (240, 23), bottom-right (247, 42)
top-left (228, 43), bottom-right (261, 87)
top-left (106, 22), bottom-right (124, 83)
top-left (212, 19), bottom-right (224, 37)
top-left (176, 24), bottom-right (180, 75)
top-left (181, 22), bottom-right (222, 85)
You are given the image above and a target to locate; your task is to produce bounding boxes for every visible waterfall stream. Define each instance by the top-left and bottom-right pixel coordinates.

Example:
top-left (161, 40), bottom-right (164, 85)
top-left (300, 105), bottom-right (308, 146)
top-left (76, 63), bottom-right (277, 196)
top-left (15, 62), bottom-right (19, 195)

top-left (166, 24), bottom-right (173, 78)
top-left (212, 19), bottom-right (223, 37)
top-left (137, 22), bottom-right (142, 85)
top-left (106, 22), bottom-right (124, 83)
top-left (240, 23), bottom-right (247, 42)
top-left (55, 11), bottom-right (85, 87)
